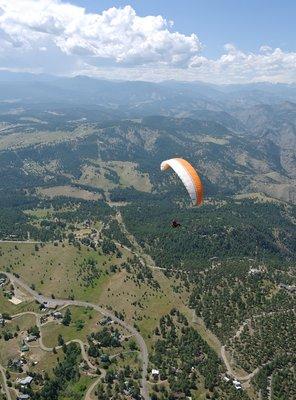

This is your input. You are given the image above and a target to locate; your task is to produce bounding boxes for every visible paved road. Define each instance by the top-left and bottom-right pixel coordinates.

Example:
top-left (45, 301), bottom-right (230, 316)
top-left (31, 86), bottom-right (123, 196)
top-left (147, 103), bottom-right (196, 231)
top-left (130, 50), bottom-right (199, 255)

top-left (4, 272), bottom-right (150, 400)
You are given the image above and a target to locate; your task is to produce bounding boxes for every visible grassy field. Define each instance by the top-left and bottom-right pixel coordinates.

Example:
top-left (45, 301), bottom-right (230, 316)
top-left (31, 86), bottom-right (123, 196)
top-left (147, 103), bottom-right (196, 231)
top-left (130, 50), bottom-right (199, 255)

top-left (79, 161), bottom-right (152, 193)
top-left (0, 314), bottom-right (36, 365)
top-left (0, 289), bottom-right (40, 316)
top-left (97, 268), bottom-right (191, 346)
top-left (60, 375), bottom-right (94, 400)
top-left (0, 241), bottom-right (196, 351)
top-left (193, 316), bottom-right (222, 356)
top-left (37, 185), bottom-right (102, 201)
top-left (28, 346), bottom-right (63, 376)
top-left (0, 242), bottom-right (127, 302)
top-left (0, 125), bottom-right (94, 151)
top-left (41, 305), bottom-right (101, 348)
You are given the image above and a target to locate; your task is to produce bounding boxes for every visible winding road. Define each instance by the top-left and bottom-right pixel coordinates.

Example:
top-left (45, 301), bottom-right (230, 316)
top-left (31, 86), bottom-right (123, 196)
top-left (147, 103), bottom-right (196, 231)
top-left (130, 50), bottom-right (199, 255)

top-left (220, 345), bottom-right (261, 382)
top-left (219, 308), bottom-right (296, 383)
top-left (3, 272), bottom-right (150, 400)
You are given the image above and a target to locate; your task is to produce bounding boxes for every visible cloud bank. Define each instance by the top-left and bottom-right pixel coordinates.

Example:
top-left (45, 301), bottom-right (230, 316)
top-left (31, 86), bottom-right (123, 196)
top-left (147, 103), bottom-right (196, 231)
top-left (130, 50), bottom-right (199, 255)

top-left (0, 0), bottom-right (295, 83)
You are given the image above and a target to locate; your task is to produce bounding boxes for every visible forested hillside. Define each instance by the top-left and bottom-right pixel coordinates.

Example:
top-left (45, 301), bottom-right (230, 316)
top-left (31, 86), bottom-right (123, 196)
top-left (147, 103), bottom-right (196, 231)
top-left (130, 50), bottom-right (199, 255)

top-left (0, 75), bottom-right (295, 400)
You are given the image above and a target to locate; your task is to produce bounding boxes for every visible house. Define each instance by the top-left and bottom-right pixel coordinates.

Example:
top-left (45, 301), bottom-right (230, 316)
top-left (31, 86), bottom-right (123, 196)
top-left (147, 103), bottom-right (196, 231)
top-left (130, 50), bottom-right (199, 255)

top-left (223, 376), bottom-right (230, 382)
top-left (19, 376), bottom-right (33, 386)
top-left (41, 301), bottom-right (57, 310)
top-left (20, 344), bottom-right (29, 352)
top-left (233, 379), bottom-right (242, 390)
top-left (10, 358), bottom-right (23, 369)
top-left (248, 268), bottom-right (261, 276)
top-left (17, 395), bottom-right (30, 400)
top-left (83, 219), bottom-right (92, 228)
top-left (279, 283), bottom-right (296, 293)
top-left (26, 334), bottom-right (37, 342)
top-left (100, 354), bottom-right (110, 363)
top-left (53, 311), bottom-right (63, 319)
top-left (0, 277), bottom-right (6, 287)
top-left (151, 369), bottom-right (160, 380)
top-left (0, 318), bottom-right (5, 327)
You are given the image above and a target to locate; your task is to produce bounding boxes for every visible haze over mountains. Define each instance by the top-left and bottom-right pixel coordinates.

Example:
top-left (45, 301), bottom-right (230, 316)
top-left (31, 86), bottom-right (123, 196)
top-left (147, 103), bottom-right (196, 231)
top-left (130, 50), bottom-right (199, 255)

top-left (0, 71), bottom-right (295, 204)
top-left (1, 71), bottom-right (296, 108)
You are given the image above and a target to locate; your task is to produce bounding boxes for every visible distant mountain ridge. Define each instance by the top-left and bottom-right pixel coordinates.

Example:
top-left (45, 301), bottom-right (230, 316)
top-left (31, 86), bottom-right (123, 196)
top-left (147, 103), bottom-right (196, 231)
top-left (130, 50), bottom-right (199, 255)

top-left (0, 71), bottom-right (295, 203)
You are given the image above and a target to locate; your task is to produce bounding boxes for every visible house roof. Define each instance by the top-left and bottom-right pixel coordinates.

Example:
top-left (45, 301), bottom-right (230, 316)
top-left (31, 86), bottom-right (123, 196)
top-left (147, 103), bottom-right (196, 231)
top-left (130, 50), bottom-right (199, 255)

top-left (19, 376), bottom-right (33, 385)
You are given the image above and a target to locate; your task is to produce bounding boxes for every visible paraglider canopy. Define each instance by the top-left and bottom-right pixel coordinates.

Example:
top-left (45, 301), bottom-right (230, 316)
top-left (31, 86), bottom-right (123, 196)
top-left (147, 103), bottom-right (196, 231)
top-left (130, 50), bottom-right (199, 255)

top-left (161, 158), bottom-right (203, 206)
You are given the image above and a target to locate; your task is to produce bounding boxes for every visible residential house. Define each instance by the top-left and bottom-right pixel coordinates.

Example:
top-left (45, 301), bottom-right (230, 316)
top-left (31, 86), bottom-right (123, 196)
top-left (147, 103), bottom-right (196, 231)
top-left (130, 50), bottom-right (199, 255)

top-left (233, 379), bottom-right (242, 390)
top-left (26, 334), bottom-right (37, 342)
top-left (17, 395), bottom-right (30, 400)
top-left (19, 376), bottom-right (33, 386)
top-left (53, 311), bottom-right (63, 319)
top-left (151, 369), bottom-right (160, 380)
top-left (20, 344), bottom-right (29, 352)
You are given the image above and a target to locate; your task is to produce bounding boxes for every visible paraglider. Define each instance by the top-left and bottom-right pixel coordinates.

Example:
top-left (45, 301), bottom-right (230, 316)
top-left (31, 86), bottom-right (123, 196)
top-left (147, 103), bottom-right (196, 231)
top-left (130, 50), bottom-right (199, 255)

top-left (171, 219), bottom-right (181, 228)
top-left (160, 158), bottom-right (203, 227)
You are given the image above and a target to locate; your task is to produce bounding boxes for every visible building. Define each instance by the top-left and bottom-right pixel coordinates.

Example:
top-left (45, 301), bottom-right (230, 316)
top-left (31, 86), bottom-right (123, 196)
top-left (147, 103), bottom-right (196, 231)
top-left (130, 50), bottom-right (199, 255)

top-left (0, 276), bottom-right (6, 287)
top-left (151, 369), bottom-right (160, 380)
top-left (26, 334), bottom-right (37, 342)
top-left (223, 376), bottom-right (230, 382)
top-left (100, 354), bottom-right (110, 363)
top-left (248, 268), bottom-right (261, 275)
top-left (53, 311), bottom-right (63, 319)
top-left (233, 379), bottom-right (242, 390)
top-left (17, 395), bottom-right (30, 400)
top-left (10, 358), bottom-right (23, 369)
top-left (19, 376), bottom-right (33, 386)
top-left (279, 283), bottom-right (296, 293)
top-left (20, 344), bottom-right (29, 352)
top-left (41, 301), bottom-right (57, 310)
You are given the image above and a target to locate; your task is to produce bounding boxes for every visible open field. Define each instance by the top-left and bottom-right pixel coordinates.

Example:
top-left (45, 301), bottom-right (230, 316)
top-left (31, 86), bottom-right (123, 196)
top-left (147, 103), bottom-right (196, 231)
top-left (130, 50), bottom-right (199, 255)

top-left (37, 185), bottom-right (102, 201)
top-left (0, 314), bottom-right (36, 366)
top-left (79, 160), bottom-right (152, 193)
top-left (192, 315), bottom-right (222, 356)
top-left (0, 290), bottom-right (39, 316)
top-left (0, 125), bottom-right (94, 151)
top-left (97, 268), bottom-right (191, 345)
top-left (0, 242), bottom-right (127, 302)
top-left (0, 242), bottom-right (193, 348)
top-left (60, 374), bottom-right (94, 400)
top-left (41, 305), bottom-right (101, 348)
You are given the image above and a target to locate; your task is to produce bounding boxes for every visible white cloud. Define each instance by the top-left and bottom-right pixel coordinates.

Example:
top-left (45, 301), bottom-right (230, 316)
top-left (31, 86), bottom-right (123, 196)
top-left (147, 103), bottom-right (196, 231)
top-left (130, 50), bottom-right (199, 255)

top-left (0, 0), bottom-right (201, 66)
top-left (189, 45), bottom-right (296, 84)
top-left (0, 0), bottom-right (295, 83)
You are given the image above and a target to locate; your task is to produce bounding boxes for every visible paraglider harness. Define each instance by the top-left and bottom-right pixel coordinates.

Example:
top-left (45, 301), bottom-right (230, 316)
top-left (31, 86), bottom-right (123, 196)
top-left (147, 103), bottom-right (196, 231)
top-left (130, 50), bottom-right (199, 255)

top-left (171, 219), bottom-right (181, 228)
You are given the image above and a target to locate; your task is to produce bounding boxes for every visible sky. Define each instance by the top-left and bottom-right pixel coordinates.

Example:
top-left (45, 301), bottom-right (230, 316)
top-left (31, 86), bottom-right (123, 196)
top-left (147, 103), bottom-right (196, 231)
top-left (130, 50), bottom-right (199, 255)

top-left (0, 0), bottom-right (295, 83)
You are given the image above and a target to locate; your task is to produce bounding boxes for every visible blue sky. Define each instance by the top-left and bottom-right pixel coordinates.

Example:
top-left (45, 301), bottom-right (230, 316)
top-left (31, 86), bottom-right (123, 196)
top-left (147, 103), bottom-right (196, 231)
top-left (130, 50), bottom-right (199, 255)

top-left (71, 0), bottom-right (296, 57)
top-left (0, 0), bottom-right (295, 83)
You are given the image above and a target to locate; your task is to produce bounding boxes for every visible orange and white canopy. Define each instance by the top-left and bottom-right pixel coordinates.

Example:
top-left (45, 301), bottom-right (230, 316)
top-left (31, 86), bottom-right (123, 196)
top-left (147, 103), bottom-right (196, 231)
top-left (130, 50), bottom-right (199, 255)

top-left (160, 158), bottom-right (203, 206)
